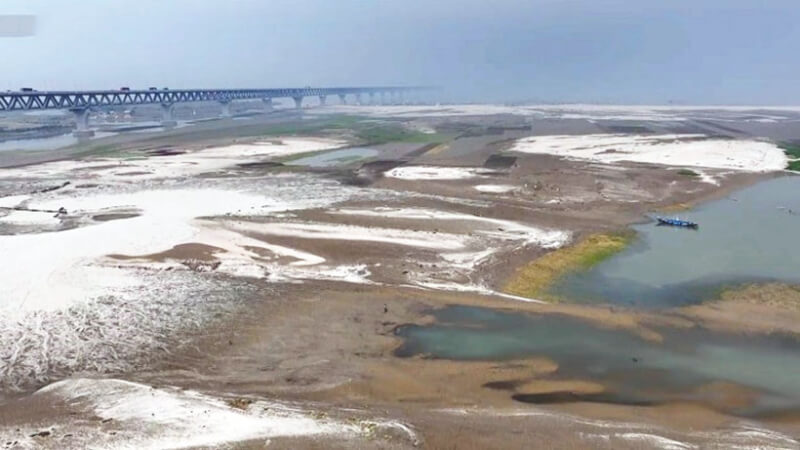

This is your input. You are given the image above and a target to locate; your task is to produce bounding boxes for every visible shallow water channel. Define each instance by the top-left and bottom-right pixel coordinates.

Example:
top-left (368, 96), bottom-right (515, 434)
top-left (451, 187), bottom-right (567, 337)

top-left (550, 175), bottom-right (800, 307)
top-left (0, 131), bottom-right (116, 153)
top-left (395, 305), bottom-right (800, 416)
top-left (286, 147), bottom-right (377, 167)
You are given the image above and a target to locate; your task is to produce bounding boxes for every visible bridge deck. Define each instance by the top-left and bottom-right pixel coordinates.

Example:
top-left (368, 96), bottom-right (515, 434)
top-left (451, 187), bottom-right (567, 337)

top-left (0, 86), bottom-right (426, 111)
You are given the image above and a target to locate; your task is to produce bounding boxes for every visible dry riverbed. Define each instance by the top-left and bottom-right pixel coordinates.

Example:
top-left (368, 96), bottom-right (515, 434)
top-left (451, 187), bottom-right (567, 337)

top-left (1, 110), bottom-right (799, 449)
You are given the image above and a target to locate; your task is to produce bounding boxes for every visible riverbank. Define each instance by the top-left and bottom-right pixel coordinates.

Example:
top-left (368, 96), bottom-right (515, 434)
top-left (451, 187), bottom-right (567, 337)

top-left (504, 232), bottom-right (633, 302)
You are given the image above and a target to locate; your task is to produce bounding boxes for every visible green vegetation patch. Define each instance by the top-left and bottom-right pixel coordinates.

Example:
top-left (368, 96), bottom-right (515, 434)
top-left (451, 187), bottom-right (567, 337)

top-left (504, 232), bottom-right (634, 302)
top-left (779, 143), bottom-right (800, 159)
top-left (779, 143), bottom-right (800, 171)
top-left (676, 168), bottom-right (699, 177)
top-left (257, 115), bottom-right (365, 136)
top-left (258, 114), bottom-right (454, 145)
top-left (353, 124), bottom-right (453, 145)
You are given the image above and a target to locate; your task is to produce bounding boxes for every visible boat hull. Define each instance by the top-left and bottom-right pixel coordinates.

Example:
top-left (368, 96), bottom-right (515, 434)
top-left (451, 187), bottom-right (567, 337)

top-left (656, 217), bottom-right (698, 228)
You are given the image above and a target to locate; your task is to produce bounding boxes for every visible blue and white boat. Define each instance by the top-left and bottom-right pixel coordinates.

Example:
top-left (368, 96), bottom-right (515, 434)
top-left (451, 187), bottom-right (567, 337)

top-left (656, 216), bottom-right (698, 228)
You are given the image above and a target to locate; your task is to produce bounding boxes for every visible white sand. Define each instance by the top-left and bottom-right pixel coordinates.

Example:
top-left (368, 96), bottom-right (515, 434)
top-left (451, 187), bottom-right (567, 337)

top-left (384, 166), bottom-right (493, 180)
top-left (0, 138), bottom-right (345, 183)
top-left (612, 433), bottom-right (693, 450)
top-left (5, 378), bottom-right (419, 449)
top-left (0, 194), bottom-right (30, 208)
top-left (0, 189), bottom-right (265, 314)
top-left (228, 220), bottom-right (466, 250)
top-left (409, 280), bottom-right (545, 304)
top-left (22, 378), bottom-right (366, 450)
top-left (331, 207), bottom-right (569, 297)
top-left (685, 168), bottom-right (721, 185)
top-left (321, 103), bottom-right (684, 120)
top-left (265, 264), bottom-right (372, 284)
top-left (0, 209), bottom-right (61, 226)
top-left (194, 138), bottom-right (342, 159)
top-left (332, 207), bottom-right (569, 249)
top-left (509, 134), bottom-right (787, 172)
top-left (442, 407), bottom-right (799, 449)
top-left (317, 104), bottom-right (800, 122)
top-left (474, 184), bottom-right (516, 193)
top-left (0, 156), bottom-right (375, 389)
top-left (226, 208), bottom-right (567, 299)
top-left (0, 179), bottom-right (369, 316)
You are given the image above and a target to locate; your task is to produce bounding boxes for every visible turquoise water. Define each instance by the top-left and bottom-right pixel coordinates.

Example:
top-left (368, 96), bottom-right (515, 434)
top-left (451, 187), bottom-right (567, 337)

top-left (287, 147), bottom-right (377, 167)
top-left (550, 176), bottom-right (800, 306)
top-left (395, 305), bottom-right (800, 416)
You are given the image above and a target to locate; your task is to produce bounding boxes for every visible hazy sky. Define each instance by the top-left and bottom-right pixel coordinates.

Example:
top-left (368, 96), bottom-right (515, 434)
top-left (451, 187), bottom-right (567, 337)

top-left (2, 0), bottom-right (799, 104)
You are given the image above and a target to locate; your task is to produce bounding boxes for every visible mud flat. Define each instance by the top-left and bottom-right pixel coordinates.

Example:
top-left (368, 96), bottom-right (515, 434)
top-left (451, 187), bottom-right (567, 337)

top-left (1, 108), bottom-right (799, 449)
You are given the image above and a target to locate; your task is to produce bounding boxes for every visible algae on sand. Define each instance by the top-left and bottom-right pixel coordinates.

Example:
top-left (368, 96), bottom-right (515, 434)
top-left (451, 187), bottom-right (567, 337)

top-left (676, 168), bottom-right (699, 177)
top-left (504, 232), bottom-right (632, 302)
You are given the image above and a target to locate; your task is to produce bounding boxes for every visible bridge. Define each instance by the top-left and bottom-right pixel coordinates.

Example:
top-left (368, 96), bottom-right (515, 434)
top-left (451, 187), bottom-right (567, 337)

top-left (0, 86), bottom-right (430, 137)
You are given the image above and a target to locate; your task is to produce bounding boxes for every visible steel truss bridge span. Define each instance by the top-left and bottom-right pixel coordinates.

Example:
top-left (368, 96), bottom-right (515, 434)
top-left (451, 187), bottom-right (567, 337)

top-left (0, 86), bottom-right (426, 112)
top-left (0, 86), bottom-right (430, 136)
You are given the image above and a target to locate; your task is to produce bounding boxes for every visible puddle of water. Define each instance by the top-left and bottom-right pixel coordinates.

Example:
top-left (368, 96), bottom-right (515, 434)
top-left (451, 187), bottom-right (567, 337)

top-left (395, 305), bottom-right (800, 416)
top-left (286, 147), bottom-right (377, 168)
top-left (0, 132), bottom-right (116, 152)
top-left (550, 176), bottom-right (800, 307)
top-left (0, 121), bottom-right (191, 154)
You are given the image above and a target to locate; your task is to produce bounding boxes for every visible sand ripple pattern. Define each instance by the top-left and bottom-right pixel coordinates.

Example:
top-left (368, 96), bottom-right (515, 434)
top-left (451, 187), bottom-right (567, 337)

top-left (0, 272), bottom-right (255, 393)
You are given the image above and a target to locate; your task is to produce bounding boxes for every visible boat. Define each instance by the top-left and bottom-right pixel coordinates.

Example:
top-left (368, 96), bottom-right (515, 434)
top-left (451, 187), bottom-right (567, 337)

top-left (656, 216), bottom-right (698, 229)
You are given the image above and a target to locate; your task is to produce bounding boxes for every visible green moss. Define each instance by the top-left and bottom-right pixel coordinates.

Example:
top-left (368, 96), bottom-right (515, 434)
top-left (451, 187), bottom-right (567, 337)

top-left (676, 168), bottom-right (699, 177)
top-left (504, 232), bottom-right (634, 302)
top-left (779, 143), bottom-right (800, 170)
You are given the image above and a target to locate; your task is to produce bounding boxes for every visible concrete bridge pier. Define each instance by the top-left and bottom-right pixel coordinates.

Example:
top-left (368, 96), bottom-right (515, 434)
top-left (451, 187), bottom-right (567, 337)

top-left (219, 100), bottom-right (232, 118)
top-left (292, 96), bottom-right (304, 110)
top-left (318, 95), bottom-right (327, 106)
top-left (262, 98), bottom-right (273, 112)
top-left (161, 103), bottom-right (177, 128)
top-left (70, 107), bottom-right (94, 138)
top-left (338, 94), bottom-right (347, 105)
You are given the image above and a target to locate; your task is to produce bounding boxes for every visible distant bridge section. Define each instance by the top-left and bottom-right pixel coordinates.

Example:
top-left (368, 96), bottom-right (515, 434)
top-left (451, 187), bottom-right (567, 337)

top-left (0, 86), bottom-right (431, 136)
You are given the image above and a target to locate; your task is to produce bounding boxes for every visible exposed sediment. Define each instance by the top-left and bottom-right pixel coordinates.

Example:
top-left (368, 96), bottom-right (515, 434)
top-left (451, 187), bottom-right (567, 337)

top-left (1, 109), bottom-right (799, 449)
